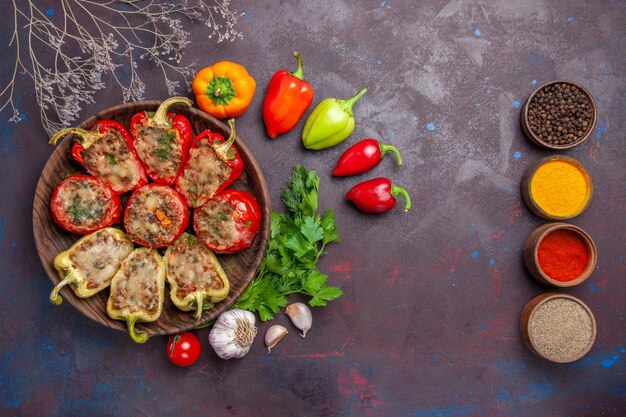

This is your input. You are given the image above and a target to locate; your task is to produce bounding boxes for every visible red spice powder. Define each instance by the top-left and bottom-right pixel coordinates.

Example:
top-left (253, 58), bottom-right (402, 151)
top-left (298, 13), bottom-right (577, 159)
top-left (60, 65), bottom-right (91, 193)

top-left (537, 229), bottom-right (589, 282)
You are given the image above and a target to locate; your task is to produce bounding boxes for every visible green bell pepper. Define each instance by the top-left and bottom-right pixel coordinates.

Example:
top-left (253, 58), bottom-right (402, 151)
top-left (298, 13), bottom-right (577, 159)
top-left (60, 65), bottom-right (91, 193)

top-left (302, 87), bottom-right (368, 150)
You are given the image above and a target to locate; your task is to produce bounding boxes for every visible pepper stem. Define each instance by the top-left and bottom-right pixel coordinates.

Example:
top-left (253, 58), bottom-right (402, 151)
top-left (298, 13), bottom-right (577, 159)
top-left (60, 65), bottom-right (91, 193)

top-left (194, 292), bottom-right (204, 320)
top-left (215, 118), bottom-right (237, 160)
top-left (340, 87), bottom-right (368, 113)
top-left (153, 96), bottom-right (192, 126)
top-left (379, 143), bottom-right (403, 166)
top-left (49, 128), bottom-right (101, 148)
top-left (390, 183), bottom-right (412, 212)
top-left (290, 51), bottom-right (305, 80)
top-left (127, 316), bottom-right (149, 344)
top-left (49, 272), bottom-right (79, 305)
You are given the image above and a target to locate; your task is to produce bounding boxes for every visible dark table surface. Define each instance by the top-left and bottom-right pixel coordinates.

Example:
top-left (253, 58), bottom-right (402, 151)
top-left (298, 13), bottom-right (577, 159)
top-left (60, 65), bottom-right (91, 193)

top-left (1, 1), bottom-right (624, 416)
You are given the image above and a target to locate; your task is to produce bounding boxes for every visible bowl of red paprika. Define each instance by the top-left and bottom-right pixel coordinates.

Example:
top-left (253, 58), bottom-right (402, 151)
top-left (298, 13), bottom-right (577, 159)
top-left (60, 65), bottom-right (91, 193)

top-left (523, 223), bottom-right (597, 287)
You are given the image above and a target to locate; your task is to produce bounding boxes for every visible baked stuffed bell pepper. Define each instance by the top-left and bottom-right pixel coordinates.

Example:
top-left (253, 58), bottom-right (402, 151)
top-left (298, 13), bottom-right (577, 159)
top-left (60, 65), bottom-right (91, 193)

top-left (176, 119), bottom-right (243, 208)
top-left (130, 97), bottom-right (193, 185)
top-left (50, 228), bottom-right (134, 305)
top-left (107, 248), bottom-right (166, 343)
top-left (164, 233), bottom-right (230, 320)
top-left (50, 120), bottom-right (148, 194)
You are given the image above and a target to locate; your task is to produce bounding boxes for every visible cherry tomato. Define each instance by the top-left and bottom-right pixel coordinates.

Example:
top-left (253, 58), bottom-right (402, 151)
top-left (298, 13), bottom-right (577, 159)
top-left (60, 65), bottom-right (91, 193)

top-left (166, 332), bottom-right (201, 367)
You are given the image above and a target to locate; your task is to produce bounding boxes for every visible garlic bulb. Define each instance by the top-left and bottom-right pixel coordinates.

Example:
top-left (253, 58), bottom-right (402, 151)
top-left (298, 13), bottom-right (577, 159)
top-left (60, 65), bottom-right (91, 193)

top-left (285, 303), bottom-right (312, 337)
top-left (265, 325), bottom-right (288, 353)
top-left (209, 309), bottom-right (257, 359)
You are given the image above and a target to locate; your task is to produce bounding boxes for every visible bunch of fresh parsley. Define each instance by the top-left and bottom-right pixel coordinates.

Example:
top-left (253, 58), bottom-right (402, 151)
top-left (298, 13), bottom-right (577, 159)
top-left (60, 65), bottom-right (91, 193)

top-left (234, 165), bottom-right (343, 321)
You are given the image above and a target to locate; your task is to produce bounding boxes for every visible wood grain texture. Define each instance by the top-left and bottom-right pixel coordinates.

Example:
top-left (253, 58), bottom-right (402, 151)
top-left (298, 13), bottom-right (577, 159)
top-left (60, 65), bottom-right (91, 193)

top-left (33, 101), bottom-right (271, 337)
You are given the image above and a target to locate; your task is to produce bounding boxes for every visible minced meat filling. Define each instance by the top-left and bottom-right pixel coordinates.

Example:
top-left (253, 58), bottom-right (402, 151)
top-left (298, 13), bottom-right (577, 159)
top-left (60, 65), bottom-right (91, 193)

top-left (177, 140), bottom-right (231, 207)
top-left (134, 125), bottom-right (183, 180)
top-left (111, 251), bottom-right (161, 315)
top-left (125, 187), bottom-right (182, 246)
top-left (82, 129), bottom-right (141, 193)
top-left (70, 230), bottom-right (133, 289)
top-left (58, 179), bottom-right (110, 229)
top-left (167, 236), bottom-right (224, 299)
top-left (194, 199), bottom-right (238, 249)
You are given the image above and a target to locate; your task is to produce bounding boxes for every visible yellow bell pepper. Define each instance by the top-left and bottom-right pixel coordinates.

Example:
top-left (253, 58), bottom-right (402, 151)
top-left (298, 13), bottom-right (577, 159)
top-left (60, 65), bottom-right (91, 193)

top-left (192, 61), bottom-right (256, 119)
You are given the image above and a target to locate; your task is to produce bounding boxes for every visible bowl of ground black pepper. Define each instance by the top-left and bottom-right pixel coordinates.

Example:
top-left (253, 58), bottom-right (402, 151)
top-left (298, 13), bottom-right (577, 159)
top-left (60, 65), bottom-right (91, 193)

top-left (520, 293), bottom-right (596, 363)
top-left (521, 81), bottom-right (597, 149)
top-left (523, 223), bottom-right (597, 287)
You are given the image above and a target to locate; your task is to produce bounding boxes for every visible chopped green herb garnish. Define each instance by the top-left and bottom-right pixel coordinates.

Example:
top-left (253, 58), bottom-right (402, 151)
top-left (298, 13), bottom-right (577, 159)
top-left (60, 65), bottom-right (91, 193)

top-left (246, 221), bottom-right (252, 227)
top-left (187, 235), bottom-right (197, 245)
top-left (107, 155), bottom-right (117, 165)
top-left (155, 130), bottom-right (176, 160)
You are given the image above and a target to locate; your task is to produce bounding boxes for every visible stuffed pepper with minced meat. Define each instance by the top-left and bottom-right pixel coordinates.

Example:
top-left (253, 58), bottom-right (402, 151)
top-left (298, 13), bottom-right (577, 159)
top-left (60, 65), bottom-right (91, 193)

top-left (176, 119), bottom-right (243, 208)
top-left (49, 120), bottom-right (148, 194)
top-left (50, 174), bottom-right (121, 235)
top-left (193, 189), bottom-right (261, 254)
top-left (50, 228), bottom-right (134, 305)
top-left (130, 97), bottom-right (193, 185)
top-left (165, 233), bottom-right (230, 320)
top-left (107, 247), bottom-right (166, 343)
top-left (124, 184), bottom-right (189, 248)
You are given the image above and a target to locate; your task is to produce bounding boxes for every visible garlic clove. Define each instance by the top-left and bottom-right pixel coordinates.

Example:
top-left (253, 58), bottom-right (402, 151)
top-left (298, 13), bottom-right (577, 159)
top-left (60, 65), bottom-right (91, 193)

top-left (285, 302), bottom-right (312, 338)
top-left (264, 325), bottom-right (288, 353)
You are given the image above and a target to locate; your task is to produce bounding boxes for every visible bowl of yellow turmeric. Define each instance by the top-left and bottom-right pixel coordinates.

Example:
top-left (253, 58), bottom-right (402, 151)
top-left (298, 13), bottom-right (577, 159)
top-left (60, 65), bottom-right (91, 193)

top-left (521, 156), bottom-right (593, 220)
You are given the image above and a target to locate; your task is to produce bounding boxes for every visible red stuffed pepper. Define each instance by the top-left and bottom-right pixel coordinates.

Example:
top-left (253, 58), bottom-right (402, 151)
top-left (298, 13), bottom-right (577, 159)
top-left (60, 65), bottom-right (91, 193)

top-left (333, 138), bottom-right (403, 176)
top-left (176, 119), bottom-right (243, 208)
top-left (124, 184), bottom-right (190, 248)
top-left (262, 51), bottom-right (314, 139)
top-left (193, 189), bottom-right (261, 254)
top-left (50, 121), bottom-right (148, 194)
top-left (130, 97), bottom-right (193, 185)
top-left (345, 178), bottom-right (412, 214)
top-left (50, 174), bottom-right (121, 235)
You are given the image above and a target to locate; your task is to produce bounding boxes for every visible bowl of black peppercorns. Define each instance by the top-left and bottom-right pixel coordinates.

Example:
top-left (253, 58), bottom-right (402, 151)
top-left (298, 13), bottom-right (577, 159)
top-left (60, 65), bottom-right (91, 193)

top-left (521, 81), bottom-right (597, 150)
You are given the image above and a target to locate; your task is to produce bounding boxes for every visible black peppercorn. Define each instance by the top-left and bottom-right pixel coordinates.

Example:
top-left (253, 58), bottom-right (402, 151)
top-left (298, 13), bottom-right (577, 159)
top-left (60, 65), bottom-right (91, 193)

top-left (526, 83), bottom-right (593, 145)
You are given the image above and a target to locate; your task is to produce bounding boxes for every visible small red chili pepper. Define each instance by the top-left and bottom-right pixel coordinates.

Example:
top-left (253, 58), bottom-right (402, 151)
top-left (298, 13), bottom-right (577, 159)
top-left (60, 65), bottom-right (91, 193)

top-left (333, 138), bottom-right (403, 176)
top-left (194, 189), bottom-right (261, 254)
top-left (345, 178), bottom-right (411, 214)
top-left (262, 51), bottom-right (314, 139)
top-left (176, 119), bottom-right (244, 208)
top-left (130, 97), bottom-right (194, 185)
top-left (49, 120), bottom-right (149, 194)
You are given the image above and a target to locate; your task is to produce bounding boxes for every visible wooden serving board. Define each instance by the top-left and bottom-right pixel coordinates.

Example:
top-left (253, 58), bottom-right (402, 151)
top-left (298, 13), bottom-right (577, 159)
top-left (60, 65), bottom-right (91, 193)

top-left (32, 101), bottom-right (271, 338)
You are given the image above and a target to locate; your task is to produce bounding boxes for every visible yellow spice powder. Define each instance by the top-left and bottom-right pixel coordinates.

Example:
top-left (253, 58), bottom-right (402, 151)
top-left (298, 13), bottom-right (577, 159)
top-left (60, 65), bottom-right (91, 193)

top-left (530, 160), bottom-right (590, 217)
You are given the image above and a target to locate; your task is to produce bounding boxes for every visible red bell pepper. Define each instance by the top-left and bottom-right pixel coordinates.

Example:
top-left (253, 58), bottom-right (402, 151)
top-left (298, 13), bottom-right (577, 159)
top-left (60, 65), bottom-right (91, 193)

top-left (176, 119), bottom-right (244, 208)
top-left (130, 97), bottom-right (193, 185)
top-left (346, 178), bottom-right (411, 214)
top-left (123, 184), bottom-right (190, 248)
top-left (50, 120), bottom-right (149, 194)
top-left (193, 189), bottom-right (261, 254)
top-left (262, 51), bottom-right (314, 139)
top-left (333, 139), bottom-right (403, 176)
top-left (50, 174), bottom-right (121, 235)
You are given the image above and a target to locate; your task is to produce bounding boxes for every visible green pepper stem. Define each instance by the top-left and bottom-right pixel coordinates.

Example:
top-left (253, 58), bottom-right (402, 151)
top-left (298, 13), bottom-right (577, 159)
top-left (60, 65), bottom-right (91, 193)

top-left (153, 96), bottom-right (192, 126)
top-left (194, 292), bottom-right (204, 320)
top-left (340, 87), bottom-right (368, 113)
top-left (390, 184), bottom-right (412, 212)
top-left (127, 316), bottom-right (149, 344)
top-left (49, 128), bottom-right (101, 148)
top-left (49, 272), bottom-right (79, 305)
top-left (290, 51), bottom-right (304, 80)
top-left (215, 118), bottom-right (237, 160)
top-left (379, 143), bottom-right (403, 166)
